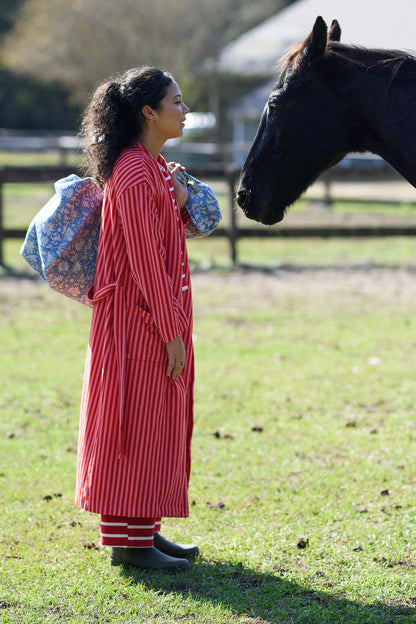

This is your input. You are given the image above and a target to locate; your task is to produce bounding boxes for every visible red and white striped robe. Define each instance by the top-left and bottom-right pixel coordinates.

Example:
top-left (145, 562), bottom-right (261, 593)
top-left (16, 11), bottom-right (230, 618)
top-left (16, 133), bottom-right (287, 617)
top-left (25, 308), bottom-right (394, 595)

top-left (75, 143), bottom-right (194, 518)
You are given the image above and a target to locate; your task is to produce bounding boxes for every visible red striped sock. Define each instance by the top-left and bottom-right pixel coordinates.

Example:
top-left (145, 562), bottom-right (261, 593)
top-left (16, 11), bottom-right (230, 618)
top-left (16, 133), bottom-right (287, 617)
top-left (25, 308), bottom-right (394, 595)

top-left (100, 515), bottom-right (162, 548)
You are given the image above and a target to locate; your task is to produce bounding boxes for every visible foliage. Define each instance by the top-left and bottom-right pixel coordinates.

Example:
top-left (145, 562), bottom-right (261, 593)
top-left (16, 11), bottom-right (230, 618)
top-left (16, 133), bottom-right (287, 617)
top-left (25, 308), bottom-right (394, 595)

top-left (1, 0), bottom-right (294, 109)
top-left (0, 0), bottom-right (25, 37)
top-left (0, 0), bottom-right (81, 130)
top-left (0, 68), bottom-right (81, 130)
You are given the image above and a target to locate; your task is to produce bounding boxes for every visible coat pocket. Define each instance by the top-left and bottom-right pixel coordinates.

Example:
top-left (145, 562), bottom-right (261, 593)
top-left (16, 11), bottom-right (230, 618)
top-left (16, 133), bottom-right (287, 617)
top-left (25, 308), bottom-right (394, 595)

top-left (127, 304), bottom-right (166, 361)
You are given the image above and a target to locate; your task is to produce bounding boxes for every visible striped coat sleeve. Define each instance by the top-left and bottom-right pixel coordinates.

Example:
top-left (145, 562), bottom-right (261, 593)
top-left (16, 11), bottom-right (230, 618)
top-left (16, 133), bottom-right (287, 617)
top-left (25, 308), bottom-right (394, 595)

top-left (118, 182), bottom-right (188, 343)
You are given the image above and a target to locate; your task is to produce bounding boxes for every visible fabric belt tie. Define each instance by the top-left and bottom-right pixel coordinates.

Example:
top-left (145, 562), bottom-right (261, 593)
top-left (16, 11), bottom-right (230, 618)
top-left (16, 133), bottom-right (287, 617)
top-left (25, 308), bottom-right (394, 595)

top-left (88, 281), bottom-right (126, 459)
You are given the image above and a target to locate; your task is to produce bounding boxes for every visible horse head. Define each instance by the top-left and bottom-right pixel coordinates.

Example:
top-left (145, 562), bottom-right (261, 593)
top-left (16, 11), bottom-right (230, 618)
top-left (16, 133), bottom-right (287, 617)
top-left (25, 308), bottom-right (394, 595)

top-left (237, 17), bottom-right (352, 225)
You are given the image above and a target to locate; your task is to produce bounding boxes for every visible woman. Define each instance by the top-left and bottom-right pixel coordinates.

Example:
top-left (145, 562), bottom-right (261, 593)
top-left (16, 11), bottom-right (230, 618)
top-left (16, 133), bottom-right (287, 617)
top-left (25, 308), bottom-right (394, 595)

top-left (75, 67), bottom-right (198, 571)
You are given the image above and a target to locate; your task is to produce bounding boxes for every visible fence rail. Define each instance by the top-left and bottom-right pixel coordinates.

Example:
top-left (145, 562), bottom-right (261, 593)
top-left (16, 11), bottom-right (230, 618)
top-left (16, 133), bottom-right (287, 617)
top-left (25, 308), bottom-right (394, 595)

top-left (1, 161), bottom-right (416, 267)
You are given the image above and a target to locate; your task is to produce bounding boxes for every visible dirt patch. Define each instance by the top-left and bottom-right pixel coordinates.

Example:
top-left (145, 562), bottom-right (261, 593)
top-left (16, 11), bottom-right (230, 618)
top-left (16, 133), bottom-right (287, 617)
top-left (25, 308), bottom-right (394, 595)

top-left (0, 274), bottom-right (52, 313)
top-left (191, 265), bottom-right (416, 308)
top-left (2, 265), bottom-right (416, 311)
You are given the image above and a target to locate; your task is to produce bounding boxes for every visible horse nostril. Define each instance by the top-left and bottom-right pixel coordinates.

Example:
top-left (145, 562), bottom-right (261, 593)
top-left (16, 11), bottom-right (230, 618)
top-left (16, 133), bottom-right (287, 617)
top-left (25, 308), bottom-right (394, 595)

top-left (236, 190), bottom-right (246, 207)
top-left (237, 189), bottom-right (250, 209)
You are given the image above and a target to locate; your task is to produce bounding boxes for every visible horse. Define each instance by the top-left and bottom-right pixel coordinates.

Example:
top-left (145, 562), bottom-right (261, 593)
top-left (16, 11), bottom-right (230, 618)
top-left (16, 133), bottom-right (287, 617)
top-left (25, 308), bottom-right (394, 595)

top-left (236, 16), bottom-right (416, 225)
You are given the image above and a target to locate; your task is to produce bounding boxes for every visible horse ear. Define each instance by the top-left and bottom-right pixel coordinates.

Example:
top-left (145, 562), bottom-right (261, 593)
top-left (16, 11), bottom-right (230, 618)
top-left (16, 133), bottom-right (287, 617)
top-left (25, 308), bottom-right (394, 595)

top-left (306, 16), bottom-right (327, 58)
top-left (328, 19), bottom-right (341, 42)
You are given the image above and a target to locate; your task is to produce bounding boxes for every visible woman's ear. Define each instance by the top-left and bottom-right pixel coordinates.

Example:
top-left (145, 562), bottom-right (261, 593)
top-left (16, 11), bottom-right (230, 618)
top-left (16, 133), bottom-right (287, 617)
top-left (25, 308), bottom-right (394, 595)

top-left (142, 105), bottom-right (155, 121)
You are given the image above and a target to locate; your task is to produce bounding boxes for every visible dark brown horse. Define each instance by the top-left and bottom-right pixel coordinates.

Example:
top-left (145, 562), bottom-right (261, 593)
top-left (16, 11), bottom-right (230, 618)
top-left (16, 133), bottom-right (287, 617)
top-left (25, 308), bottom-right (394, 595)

top-left (237, 16), bottom-right (416, 225)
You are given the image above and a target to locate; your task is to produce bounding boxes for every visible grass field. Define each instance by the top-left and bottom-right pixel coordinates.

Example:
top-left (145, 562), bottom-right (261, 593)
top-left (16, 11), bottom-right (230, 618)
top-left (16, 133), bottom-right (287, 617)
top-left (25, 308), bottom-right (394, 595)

top-left (1, 225), bottom-right (416, 622)
top-left (1, 172), bottom-right (416, 622)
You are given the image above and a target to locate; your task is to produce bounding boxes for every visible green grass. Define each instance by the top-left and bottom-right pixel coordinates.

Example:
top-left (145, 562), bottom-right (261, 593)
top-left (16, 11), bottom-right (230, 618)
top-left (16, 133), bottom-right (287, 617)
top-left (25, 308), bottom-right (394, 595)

top-left (186, 235), bottom-right (416, 268)
top-left (1, 236), bottom-right (416, 622)
top-left (3, 183), bottom-right (56, 230)
top-left (1, 177), bottom-right (416, 622)
top-left (0, 150), bottom-right (81, 167)
top-left (4, 234), bottom-right (416, 279)
top-left (328, 200), bottom-right (416, 216)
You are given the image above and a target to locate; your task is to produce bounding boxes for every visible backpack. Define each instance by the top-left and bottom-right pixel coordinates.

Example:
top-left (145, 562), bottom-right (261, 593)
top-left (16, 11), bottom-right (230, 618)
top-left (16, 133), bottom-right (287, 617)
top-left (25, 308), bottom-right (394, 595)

top-left (21, 174), bottom-right (102, 306)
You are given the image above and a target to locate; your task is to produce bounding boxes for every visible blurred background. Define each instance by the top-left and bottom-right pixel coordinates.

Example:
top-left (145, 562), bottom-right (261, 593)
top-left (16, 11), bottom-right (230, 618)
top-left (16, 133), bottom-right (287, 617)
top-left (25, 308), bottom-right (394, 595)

top-left (1, 0), bottom-right (416, 268)
top-left (0, 0), bottom-right (294, 141)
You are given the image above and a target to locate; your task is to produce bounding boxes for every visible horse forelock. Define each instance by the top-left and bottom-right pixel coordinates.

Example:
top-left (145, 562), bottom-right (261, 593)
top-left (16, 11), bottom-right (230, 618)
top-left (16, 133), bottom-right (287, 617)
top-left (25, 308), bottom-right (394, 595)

top-left (277, 43), bottom-right (304, 80)
top-left (278, 35), bottom-right (336, 82)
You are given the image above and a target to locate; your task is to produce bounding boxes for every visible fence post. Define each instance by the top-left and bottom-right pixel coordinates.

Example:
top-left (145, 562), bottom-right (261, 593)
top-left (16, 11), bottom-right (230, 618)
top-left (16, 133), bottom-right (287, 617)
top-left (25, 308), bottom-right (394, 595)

top-left (0, 169), bottom-right (4, 267)
top-left (322, 173), bottom-right (333, 208)
top-left (226, 167), bottom-right (238, 264)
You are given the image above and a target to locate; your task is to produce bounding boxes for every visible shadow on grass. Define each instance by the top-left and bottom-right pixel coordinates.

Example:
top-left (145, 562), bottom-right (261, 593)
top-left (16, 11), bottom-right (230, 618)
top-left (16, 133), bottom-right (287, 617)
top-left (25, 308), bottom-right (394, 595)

top-left (0, 265), bottom-right (39, 280)
top-left (119, 558), bottom-right (416, 624)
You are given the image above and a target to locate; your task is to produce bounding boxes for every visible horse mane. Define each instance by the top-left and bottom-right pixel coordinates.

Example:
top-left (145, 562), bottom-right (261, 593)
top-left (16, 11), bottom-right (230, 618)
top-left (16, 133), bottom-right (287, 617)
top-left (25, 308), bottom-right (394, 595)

top-left (278, 38), bottom-right (416, 89)
top-left (329, 42), bottom-right (416, 69)
top-left (329, 42), bottom-right (416, 93)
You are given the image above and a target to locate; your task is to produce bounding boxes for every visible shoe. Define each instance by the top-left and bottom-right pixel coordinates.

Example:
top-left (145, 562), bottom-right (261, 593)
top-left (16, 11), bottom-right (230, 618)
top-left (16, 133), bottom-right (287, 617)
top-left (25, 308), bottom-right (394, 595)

top-left (154, 532), bottom-right (199, 559)
top-left (110, 546), bottom-right (190, 570)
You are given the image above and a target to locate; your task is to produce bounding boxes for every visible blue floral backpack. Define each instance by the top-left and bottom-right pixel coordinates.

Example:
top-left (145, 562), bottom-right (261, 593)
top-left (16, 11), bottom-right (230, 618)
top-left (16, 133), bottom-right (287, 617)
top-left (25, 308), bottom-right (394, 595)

top-left (21, 172), bottom-right (221, 306)
top-left (21, 175), bottom-right (102, 306)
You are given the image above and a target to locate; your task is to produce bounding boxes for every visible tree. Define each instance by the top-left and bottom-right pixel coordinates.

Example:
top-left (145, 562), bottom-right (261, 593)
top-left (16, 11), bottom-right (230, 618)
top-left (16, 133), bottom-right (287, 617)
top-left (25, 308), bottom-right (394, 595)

top-left (0, 0), bottom-right (25, 37)
top-left (2, 0), bottom-right (294, 107)
top-left (0, 0), bottom-right (81, 130)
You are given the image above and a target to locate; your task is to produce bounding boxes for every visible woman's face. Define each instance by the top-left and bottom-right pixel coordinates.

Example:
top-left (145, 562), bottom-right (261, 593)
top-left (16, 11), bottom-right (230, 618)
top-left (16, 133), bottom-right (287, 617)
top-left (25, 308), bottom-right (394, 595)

top-left (152, 80), bottom-right (189, 142)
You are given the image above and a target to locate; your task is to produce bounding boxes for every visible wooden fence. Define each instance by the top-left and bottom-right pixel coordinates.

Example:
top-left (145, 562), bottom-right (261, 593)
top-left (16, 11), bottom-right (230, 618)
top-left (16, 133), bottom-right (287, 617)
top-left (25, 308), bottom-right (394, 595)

top-left (0, 164), bottom-right (241, 266)
top-left (1, 161), bottom-right (416, 267)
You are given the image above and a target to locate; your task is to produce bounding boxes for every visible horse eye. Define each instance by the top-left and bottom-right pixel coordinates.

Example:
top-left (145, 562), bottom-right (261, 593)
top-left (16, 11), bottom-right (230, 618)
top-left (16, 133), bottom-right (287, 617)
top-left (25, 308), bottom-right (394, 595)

top-left (268, 98), bottom-right (282, 111)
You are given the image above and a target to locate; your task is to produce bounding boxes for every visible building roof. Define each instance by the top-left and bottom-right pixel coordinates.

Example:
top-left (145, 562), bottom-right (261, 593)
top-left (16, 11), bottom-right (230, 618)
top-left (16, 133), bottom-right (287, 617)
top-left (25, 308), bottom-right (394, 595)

top-left (229, 80), bottom-right (276, 119)
top-left (218, 0), bottom-right (416, 76)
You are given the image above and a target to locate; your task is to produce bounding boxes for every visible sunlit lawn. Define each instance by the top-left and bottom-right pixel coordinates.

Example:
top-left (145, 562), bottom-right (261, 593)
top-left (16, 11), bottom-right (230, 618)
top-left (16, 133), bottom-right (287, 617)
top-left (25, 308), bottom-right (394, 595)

top-left (1, 229), bottom-right (416, 622)
top-left (1, 160), bottom-right (416, 622)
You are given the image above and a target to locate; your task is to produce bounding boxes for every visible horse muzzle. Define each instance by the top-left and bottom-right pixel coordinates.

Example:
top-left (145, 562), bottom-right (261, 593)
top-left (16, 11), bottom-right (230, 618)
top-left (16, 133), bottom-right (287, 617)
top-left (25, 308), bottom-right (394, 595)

top-left (237, 187), bottom-right (284, 225)
top-left (258, 199), bottom-right (285, 225)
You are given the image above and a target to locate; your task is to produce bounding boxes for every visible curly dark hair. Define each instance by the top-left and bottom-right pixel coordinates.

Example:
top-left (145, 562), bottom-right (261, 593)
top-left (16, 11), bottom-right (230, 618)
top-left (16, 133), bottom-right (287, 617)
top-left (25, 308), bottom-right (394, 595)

top-left (80, 67), bottom-right (173, 187)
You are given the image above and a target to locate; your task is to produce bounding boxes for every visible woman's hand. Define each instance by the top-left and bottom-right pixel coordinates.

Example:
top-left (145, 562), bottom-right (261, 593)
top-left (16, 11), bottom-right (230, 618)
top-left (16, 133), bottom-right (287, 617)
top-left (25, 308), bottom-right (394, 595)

top-left (166, 335), bottom-right (186, 381)
top-left (169, 162), bottom-right (189, 209)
